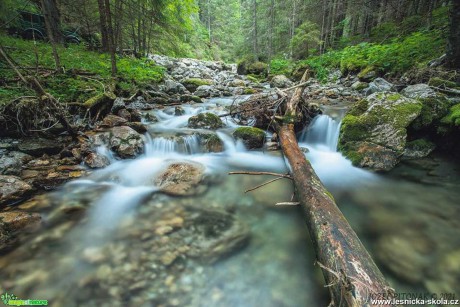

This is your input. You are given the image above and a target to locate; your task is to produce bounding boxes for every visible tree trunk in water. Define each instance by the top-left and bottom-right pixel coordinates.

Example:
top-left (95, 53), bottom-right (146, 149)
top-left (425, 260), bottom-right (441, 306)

top-left (97, 0), bottom-right (109, 51)
top-left (40, 0), bottom-right (61, 70)
top-left (446, 0), bottom-right (460, 69)
top-left (104, 0), bottom-right (117, 76)
top-left (276, 70), bottom-right (395, 306)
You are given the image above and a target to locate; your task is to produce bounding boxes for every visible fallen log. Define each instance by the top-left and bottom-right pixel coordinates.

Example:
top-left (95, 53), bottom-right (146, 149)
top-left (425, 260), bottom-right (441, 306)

top-left (276, 70), bottom-right (395, 306)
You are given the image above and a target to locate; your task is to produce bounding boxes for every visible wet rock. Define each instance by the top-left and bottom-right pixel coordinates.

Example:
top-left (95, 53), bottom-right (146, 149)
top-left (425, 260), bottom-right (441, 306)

top-left (180, 95), bottom-right (203, 104)
top-left (188, 113), bottom-right (223, 130)
top-left (101, 115), bottom-right (128, 127)
top-left (175, 106), bottom-right (185, 116)
top-left (233, 127), bottom-right (266, 149)
top-left (425, 249), bottom-right (460, 294)
top-left (154, 161), bottom-right (207, 196)
top-left (150, 97), bottom-right (169, 105)
top-left (0, 175), bottom-right (33, 206)
top-left (229, 79), bottom-right (246, 87)
top-left (126, 122), bottom-right (147, 134)
top-left (185, 207), bottom-right (250, 263)
top-left (199, 133), bottom-right (224, 153)
top-left (0, 211), bottom-right (41, 251)
top-left (364, 78), bottom-right (396, 96)
top-left (270, 75), bottom-right (293, 89)
top-left (84, 152), bottom-right (110, 168)
top-left (357, 69), bottom-right (377, 82)
top-left (143, 113), bottom-right (159, 123)
top-left (339, 92), bottom-right (422, 171)
top-left (18, 138), bottom-right (63, 156)
top-left (376, 231), bottom-right (432, 284)
top-left (0, 151), bottom-right (33, 176)
top-left (109, 126), bottom-right (144, 158)
top-left (403, 139), bottom-right (436, 159)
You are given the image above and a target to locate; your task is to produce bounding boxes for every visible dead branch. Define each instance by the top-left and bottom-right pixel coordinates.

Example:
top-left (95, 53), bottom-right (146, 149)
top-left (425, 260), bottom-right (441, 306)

top-left (0, 45), bottom-right (76, 137)
top-left (228, 171), bottom-right (292, 179)
top-left (244, 176), bottom-right (284, 193)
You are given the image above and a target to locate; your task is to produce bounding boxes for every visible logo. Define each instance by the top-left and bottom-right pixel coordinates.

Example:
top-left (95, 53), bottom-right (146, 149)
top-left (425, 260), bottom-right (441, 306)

top-left (1, 293), bottom-right (48, 306)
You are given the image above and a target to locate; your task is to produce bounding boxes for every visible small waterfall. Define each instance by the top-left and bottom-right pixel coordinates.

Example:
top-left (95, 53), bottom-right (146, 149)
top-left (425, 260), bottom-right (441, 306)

top-left (299, 107), bottom-right (347, 152)
top-left (145, 134), bottom-right (201, 155)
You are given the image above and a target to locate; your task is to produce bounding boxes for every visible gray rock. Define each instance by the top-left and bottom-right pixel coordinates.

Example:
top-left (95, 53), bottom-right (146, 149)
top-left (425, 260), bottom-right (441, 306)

top-left (84, 152), bottom-right (111, 168)
top-left (270, 75), bottom-right (293, 88)
top-left (0, 211), bottom-right (41, 251)
top-left (351, 81), bottom-right (369, 91)
top-left (164, 80), bottom-right (188, 95)
top-left (0, 151), bottom-right (33, 176)
top-left (188, 113), bottom-right (223, 130)
top-left (364, 78), bottom-right (396, 96)
top-left (233, 127), bottom-right (266, 149)
top-left (401, 84), bottom-right (437, 99)
top-left (0, 175), bottom-right (34, 205)
top-left (194, 85), bottom-right (215, 98)
top-left (154, 161), bottom-right (207, 196)
top-left (108, 126), bottom-right (144, 158)
top-left (111, 97), bottom-right (126, 114)
top-left (18, 138), bottom-right (63, 156)
top-left (403, 139), bottom-right (436, 159)
top-left (339, 92), bottom-right (423, 171)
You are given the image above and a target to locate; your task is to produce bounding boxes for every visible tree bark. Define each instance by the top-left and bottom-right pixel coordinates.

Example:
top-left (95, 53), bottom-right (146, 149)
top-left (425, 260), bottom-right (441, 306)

top-left (104, 0), bottom-right (117, 76)
top-left (40, 0), bottom-right (62, 70)
top-left (276, 70), bottom-right (395, 306)
top-left (446, 0), bottom-right (460, 69)
top-left (97, 0), bottom-right (109, 51)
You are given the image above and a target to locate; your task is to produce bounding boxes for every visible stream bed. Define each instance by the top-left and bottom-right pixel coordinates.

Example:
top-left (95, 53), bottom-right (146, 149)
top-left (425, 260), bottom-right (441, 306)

top-left (1, 97), bottom-right (459, 306)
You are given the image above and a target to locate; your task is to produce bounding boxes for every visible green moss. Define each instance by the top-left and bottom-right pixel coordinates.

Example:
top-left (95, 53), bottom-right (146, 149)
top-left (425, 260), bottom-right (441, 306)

top-left (357, 66), bottom-right (376, 79)
top-left (411, 97), bottom-right (450, 130)
top-left (183, 78), bottom-right (213, 87)
top-left (233, 127), bottom-right (266, 149)
top-left (429, 77), bottom-right (460, 89)
top-left (387, 93), bottom-right (402, 101)
top-left (348, 99), bottom-right (369, 116)
top-left (441, 104), bottom-right (460, 126)
top-left (243, 88), bottom-right (257, 95)
top-left (339, 114), bottom-right (370, 143)
top-left (188, 112), bottom-right (223, 129)
top-left (246, 75), bottom-right (259, 83)
top-left (406, 139), bottom-right (435, 151)
top-left (248, 62), bottom-right (268, 76)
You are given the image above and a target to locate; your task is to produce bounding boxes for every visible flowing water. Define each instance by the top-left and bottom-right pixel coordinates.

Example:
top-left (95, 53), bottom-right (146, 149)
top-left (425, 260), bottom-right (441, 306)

top-left (1, 98), bottom-right (459, 306)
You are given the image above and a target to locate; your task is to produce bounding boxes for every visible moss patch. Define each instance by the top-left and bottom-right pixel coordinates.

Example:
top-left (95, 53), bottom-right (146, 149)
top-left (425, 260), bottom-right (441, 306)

top-left (441, 104), bottom-right (460, 126)
top-left (183, 78), bottom-right (213, 87)
top-left (233, 127), bottom-right (266, 149)
top-left (188, 113), bottom-right (223, 129)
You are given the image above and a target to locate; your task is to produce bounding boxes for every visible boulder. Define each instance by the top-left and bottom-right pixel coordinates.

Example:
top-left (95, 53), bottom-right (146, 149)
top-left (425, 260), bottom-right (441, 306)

top-left (108, 126), bottom-right (144, 158)
top-left (270, 75), bottom-right (293, 88)
top-left (0, 151), bottom-right (33, 176)
top-left (247, 62), bottom-right (268, 76)
top-left (194, 85), bottom-right (218, 98)
top-left (164, 80), bottom-right (188, 95)
top-left (233, 127), bottom-right (266, 149)
top-left (403, 139), bottom-right (436, 159)
top-left (111, 97), bottom-right (126, 114)
top-left (188, 113), bottom-right (223, 130)
top-left (0, 211), bottom-right (41, 251)
top-left (182, 78), bottom-right (213, 92)
top-left (351, 81), bottom-right (369, 91)
top-left (364, 78), bottom-right (396, 96)
top-left (0, 175), bottom-right (34, 206)
top-left (18, 138), bottom-right (63, 156)
top-left (154, 161), bottom-right (207, 196)
top-left (101, 115), bottom-right (128, 128)
top-left (199, 133), bottom-right (224, 153)
top-left (338, 92), bottom-right (422, 171)
top-left (401, 84), bottom-right (437, 99)
top-left (84, 152), bottom-right (111, 168)
top-left (357, 68), bottom-right (377, 82)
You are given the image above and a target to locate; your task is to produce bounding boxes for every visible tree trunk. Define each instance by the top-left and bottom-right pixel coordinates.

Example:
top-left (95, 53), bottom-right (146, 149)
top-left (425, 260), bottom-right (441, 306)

top-left (40, 0), bottom-right (61, 70)
top-left (446, 0), bottom-right (460, 69)
top-left (104, 0), bottom-right (117, 76)
top-left (253, 0), bottom-right (259, 60)
top-left (276, 70), bottom-right (395, 306)
top-left (97, 0), bottom-right (109, 51)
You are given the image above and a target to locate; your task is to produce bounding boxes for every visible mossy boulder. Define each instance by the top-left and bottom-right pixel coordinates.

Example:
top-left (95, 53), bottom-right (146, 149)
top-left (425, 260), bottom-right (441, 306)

top-left (357, 66), bottom-right (377, 82)
top-left (338, 92), bottom-right (422, 171)
top-left (233, 127), bottom-right (266, 149)
top-left (188, 113), bottom-right (223, 130)
top-left (182, 78), bottom-right (213, 92)
top-left (200, 133), bottom-right (224, 153)
top-left (247, 62), bottom-right (268, 76)
top-left (428, 77), bottom-right (460, 90)
top-left (441, 104), bottom-right (460, 127)
top-left (401, 84), bottom-right (450, 130)
top-left (403, 139), bottom-right (436, 159)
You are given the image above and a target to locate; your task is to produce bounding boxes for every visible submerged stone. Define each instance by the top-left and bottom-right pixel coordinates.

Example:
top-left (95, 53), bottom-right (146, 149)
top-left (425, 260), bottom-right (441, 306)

top-left (154, 161), bottom-right (208, 196)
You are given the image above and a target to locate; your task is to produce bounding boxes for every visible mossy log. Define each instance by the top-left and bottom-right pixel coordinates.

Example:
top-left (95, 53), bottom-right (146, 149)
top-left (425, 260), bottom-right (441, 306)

top-left (276, 70), bottom-right (395, 306)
